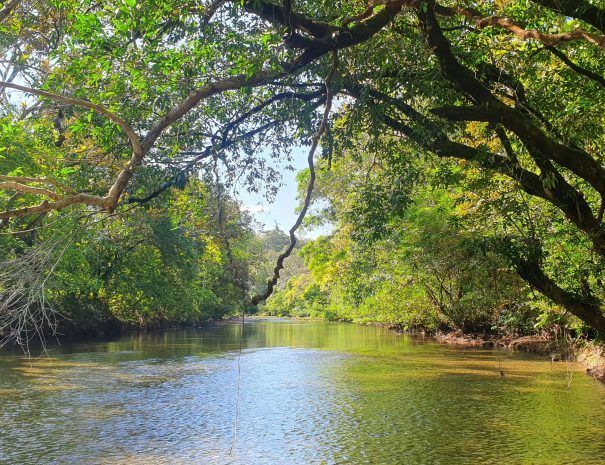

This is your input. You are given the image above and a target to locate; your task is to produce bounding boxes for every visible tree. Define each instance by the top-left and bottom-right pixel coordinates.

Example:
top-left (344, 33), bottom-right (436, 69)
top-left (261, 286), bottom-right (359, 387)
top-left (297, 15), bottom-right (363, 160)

top-left (1, 0), bottom-right (604, 333)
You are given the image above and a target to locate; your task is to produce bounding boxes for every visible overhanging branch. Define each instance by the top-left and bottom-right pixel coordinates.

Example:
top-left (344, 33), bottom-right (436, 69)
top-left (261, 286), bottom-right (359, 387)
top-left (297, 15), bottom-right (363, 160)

top-left (251, 52), bottom-right (339, 305)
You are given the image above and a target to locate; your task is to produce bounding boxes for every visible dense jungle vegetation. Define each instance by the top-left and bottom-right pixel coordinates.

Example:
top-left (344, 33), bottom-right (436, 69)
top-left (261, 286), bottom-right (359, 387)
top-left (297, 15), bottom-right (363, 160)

top-left (1, 0), bottom-right (605, 345)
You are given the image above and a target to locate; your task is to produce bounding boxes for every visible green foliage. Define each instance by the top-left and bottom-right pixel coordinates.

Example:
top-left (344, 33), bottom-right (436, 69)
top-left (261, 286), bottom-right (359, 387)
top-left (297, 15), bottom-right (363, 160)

top-left (2, 0), bottom-right (605, 340)
top-left (267, 147), bottom-right (541, 334)
top-left (0, 175), bottom-right (254, 334)
top-left (265, 274), bottom-right (328, 318)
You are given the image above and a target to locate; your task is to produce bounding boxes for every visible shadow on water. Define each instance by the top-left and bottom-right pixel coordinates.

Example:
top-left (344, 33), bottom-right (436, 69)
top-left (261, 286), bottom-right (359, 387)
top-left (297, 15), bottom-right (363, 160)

top-left (1, 319), bottom-right (604, 465)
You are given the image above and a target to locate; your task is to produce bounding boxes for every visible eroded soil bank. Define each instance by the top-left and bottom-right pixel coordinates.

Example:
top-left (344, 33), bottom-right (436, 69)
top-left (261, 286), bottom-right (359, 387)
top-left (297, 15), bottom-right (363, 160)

top-left (432, 330), bottom-right (605, 383)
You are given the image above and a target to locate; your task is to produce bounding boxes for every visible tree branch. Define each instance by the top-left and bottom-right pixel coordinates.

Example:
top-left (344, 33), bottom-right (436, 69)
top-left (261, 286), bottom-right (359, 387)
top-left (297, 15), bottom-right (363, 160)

top-left (0, 82), bottom-right (144, 211)
top-left (0, 194), bottom-right (108, 221)
top-left (437, 3), bottom-right (605, 49)
top-left (530, 0), bottom-right (605, 34)
top-left (1, 2), bottom-right (400, 221)
top-left (544, 45), bottom-right (605, 88)
top-left (251, 52), bottom-right (339, 305)
top-left (0, 0), bottom-right (21, 23)
top-left (0, 182), bottom-right (62, 200)
top-left (517, 258), bottom-right (605, 333)
top-left (417, 3), bottom-right (605, 197)
top-left (345, 79), bottom-right (605, 257)
top-left (0, 175), bottom-right (76, 194)
top-left (0, 82), bottom-right (142, 157)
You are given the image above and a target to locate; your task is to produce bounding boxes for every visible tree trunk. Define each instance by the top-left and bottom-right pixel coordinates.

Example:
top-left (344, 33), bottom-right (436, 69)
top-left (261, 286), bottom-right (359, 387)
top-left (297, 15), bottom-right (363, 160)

top-left (517, 260), bottom-right (605, 333)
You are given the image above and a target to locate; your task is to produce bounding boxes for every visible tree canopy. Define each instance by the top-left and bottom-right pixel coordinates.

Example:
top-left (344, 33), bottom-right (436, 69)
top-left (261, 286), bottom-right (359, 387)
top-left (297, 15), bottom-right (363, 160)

top-left (1, 0), bottom-right (605, 342)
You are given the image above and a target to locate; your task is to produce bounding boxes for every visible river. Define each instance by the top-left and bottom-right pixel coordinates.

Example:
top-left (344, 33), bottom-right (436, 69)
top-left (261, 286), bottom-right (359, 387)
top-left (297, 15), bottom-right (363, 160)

top-left (1, 319), bottom-right (604, 464)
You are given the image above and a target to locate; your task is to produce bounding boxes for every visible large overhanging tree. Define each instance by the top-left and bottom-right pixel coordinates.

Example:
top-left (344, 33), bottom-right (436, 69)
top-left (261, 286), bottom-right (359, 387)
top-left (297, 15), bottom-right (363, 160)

top-left (1, 0), bottom-right (605, 331)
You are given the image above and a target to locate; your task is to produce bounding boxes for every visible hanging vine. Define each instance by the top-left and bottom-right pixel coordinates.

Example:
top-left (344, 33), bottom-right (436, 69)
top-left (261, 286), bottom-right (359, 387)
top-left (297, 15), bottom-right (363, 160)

top-left (251, 51), bottom-right (339, 306)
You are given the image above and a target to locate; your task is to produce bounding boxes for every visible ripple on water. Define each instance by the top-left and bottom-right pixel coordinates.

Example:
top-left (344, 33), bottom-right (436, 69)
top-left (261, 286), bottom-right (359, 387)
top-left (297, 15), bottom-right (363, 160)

top-left (0, 321), bottom-right (604, 465)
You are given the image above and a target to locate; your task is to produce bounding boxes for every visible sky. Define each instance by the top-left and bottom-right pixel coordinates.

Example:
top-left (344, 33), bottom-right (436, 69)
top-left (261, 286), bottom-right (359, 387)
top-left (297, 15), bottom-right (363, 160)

top-left (235, 146), bottom-right (331, 240)
top-left (4, 76), bottom-right (330, 239)
top-left (233, 98), bottom-right (348, 240)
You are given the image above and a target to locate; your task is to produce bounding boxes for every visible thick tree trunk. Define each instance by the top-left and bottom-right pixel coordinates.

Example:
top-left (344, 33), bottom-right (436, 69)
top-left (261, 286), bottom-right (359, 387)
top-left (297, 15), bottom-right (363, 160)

top-left (517, 260), bottom-right (605, 333)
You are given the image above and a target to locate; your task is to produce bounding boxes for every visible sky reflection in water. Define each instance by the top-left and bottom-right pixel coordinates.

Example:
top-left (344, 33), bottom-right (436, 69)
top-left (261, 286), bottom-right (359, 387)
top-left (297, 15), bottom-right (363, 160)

top-left (1, 319), bottom-right (604, 465)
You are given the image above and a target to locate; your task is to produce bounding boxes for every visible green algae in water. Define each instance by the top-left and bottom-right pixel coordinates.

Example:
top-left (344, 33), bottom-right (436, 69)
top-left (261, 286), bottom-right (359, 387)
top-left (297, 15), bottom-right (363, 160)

top-left (0, 320), bottom-right (604, 464)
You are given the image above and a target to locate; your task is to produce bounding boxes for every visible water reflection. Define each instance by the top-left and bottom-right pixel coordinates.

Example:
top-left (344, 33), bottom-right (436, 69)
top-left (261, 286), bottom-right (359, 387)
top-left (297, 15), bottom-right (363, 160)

top-left (0, 319), bottom-right (604, 464)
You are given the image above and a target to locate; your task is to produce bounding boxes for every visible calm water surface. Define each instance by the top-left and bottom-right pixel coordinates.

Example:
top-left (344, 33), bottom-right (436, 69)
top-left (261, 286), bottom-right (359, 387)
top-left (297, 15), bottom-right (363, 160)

top-left (1, 319), bottom-right (604, 464)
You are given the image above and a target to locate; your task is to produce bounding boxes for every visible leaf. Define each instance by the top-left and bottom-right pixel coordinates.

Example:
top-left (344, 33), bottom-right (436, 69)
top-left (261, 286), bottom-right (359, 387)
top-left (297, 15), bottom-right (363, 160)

top-left (7, 167), bottom-right (24, 176)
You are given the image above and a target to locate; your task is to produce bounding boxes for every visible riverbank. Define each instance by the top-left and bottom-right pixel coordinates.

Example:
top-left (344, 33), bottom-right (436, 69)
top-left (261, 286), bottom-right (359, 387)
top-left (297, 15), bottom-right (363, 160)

top-left (381, 322), bottom-right (605, 383)
top-left (431, 330), bottom-right (605, 383)
top-left (6, 313), bottom-right (605, 383)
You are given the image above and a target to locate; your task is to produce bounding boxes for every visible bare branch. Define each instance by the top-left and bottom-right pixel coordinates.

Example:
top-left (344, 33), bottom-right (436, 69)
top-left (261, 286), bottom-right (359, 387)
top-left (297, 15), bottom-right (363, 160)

top-left (0, 193), bottom-right (108, 221)
top-left (0, 181), bottom-right (62, 200)
top-left (252, 52), bottom-right (339, 305)
top-left (0, 213), bottom-right (99, 351)
top-left (439, 5), bottom-right (605, 49)
top-left (0, 175), bottom-right (77, 194)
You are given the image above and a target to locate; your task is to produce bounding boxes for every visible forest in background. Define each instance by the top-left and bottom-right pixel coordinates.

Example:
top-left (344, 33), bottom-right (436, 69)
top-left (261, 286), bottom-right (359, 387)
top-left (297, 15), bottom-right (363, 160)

top-left (1, 0), bottom-right (605, 346)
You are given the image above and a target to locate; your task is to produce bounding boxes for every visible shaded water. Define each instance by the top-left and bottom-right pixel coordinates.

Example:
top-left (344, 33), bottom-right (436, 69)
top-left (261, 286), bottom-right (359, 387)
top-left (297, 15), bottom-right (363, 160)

top-left (1, 319), bottom-right (604, 464)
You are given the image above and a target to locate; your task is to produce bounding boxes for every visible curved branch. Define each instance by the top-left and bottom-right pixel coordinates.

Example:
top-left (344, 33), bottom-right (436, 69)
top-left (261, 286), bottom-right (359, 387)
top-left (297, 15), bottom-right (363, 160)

top-left (251, 52), bottom-right (339, 305)
top-left (142, 71), bottom-right (282, 152)
top-left (544, 46), bottom-right (605, 88)
top-left (129, 92), bottom-right (326, 205)
top-left (0, 182), bottom-right (61, 200)
top-left (517, 258), bottom-right (605, 333)
top-left (438, 4), bottom-right (605, 49)
top-left (0, 193), bottom-right (108, 221)
top-left (146, 0), bottom-right (402, 150)
top-left (0, 82), bottom-right (143, 157)
top-left (220, 89), bottom-right (324, 144)
top-left (530, 0), bottom-right (605, 34)
top-left (417, 4), bottom-right (605, 197)
top-left (472, 13), bottom-right (604, 48)
top-left (0, 175), bottom-right (76, 194)
top-left (345, 80), bottom-right (605, 256)
top-left (342, 4), bottom-right (377, 28)
top-left (239, 0), bottom-right (335, 38)
top-left (1, 2), bottom-right (400, 221)
top-left (0, 81), bottom-right (145, 212)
